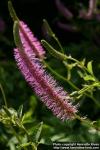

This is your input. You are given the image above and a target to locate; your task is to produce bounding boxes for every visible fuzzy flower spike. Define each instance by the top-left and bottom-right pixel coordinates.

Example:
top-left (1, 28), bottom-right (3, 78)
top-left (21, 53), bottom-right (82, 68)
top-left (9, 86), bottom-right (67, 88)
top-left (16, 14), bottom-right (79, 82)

top-left (19, 21), bottom-right (45, 59)
top-left (13, 21), bottom-right (77, 121)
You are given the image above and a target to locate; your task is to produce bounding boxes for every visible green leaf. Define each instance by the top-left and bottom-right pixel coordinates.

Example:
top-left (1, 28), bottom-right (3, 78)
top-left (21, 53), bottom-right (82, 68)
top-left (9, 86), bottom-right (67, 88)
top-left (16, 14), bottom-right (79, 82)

top-left (77, 71), bottom-right (84, 78)
top-left (42, 19), bottom-right (64, 53)
top-left (30, 122), bottom-right (43, 143)
top-left (21, 111), bottom-right (33, 124)
top-left (83, 75), bottom-right (95, 81)
top-left (39, 137), bottom-right (52, 145)
top-left (18, 142), bottom-right (31, 148)
top-left (81, 58), bottom-right (86, 66)
top-left (78, 70), bottom-right (95, 81)
top-left (8, 1), bottom-right (19, 21)
top-left (17, 105), bottom-right (23, 119)
top-left (87, 61), bottom-right (93, 75)
top-left (43, 19), bottom-right (54, 37)
top-left (35, 122), bottom-right (43, 143)
top-left (13, 21), bottom-right (23, 50)
top-left (3, 106), bottom-right (12, 117)
top-left (41, 40), bottom-right (67, 60)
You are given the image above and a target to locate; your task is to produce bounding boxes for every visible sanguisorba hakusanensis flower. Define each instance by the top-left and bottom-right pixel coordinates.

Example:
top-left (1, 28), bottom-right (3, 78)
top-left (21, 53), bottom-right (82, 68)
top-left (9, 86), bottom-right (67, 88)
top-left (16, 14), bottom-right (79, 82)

top-left (14, 21), bottom-right (77, 121)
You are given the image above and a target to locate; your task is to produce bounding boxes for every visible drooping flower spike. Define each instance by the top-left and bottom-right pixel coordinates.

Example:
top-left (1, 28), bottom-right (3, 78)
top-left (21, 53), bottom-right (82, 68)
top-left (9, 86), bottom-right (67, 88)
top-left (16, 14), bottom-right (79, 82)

top-left (13, 21), bottom-right (77, 121)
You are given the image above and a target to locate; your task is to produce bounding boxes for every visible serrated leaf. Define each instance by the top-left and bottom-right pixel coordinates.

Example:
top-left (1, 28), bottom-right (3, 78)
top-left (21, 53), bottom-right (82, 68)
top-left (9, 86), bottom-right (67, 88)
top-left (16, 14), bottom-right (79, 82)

top-left (35, 122), bottom-right (43, 143)
top-left (87, 61), bottom-right (93, 75)
top-left (30, 122), bottom-right (43, 143)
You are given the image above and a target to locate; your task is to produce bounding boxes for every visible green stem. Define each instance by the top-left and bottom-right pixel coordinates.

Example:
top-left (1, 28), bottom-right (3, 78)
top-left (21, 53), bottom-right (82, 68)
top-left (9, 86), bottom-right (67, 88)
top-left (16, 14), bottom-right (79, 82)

top-left (11, 126), bottom-right (27, 150)
top-left (42, 19), bottom-right (64, 53)
top-left (31, 143), bottom-right (37, 150)
top-left (42, 60), bottom-right (100, 108)
top-left (74, 114), bottom-right (100, 131)
top-left (43, 60), bottom-right (78, 90)
top-left (0, 83), bottom-right (8, 107)
top-left (53, 35), bottom-right (64, 53)
top-left (11, 126), bottom-right (21, 143)
top-left (64, 56), bottom-right (97, 81)
top-left (21, 125), bottom-right (37, 150)
top-left (21, 125), bottom-right (30, 139)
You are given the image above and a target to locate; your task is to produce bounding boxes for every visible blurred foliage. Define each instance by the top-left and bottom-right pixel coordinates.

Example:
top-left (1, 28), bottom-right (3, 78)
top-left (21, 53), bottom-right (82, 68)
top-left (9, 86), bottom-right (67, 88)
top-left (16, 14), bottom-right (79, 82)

top-left (0, 0), bottom-right (100, 150)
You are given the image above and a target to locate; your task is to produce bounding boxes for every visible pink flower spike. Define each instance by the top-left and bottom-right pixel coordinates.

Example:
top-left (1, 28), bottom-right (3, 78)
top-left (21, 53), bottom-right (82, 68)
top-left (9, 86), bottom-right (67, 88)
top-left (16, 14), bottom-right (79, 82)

top-left (14, 45), bottom-right (77, 121)
top-left (19, 21), bottom-right (45, 59)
